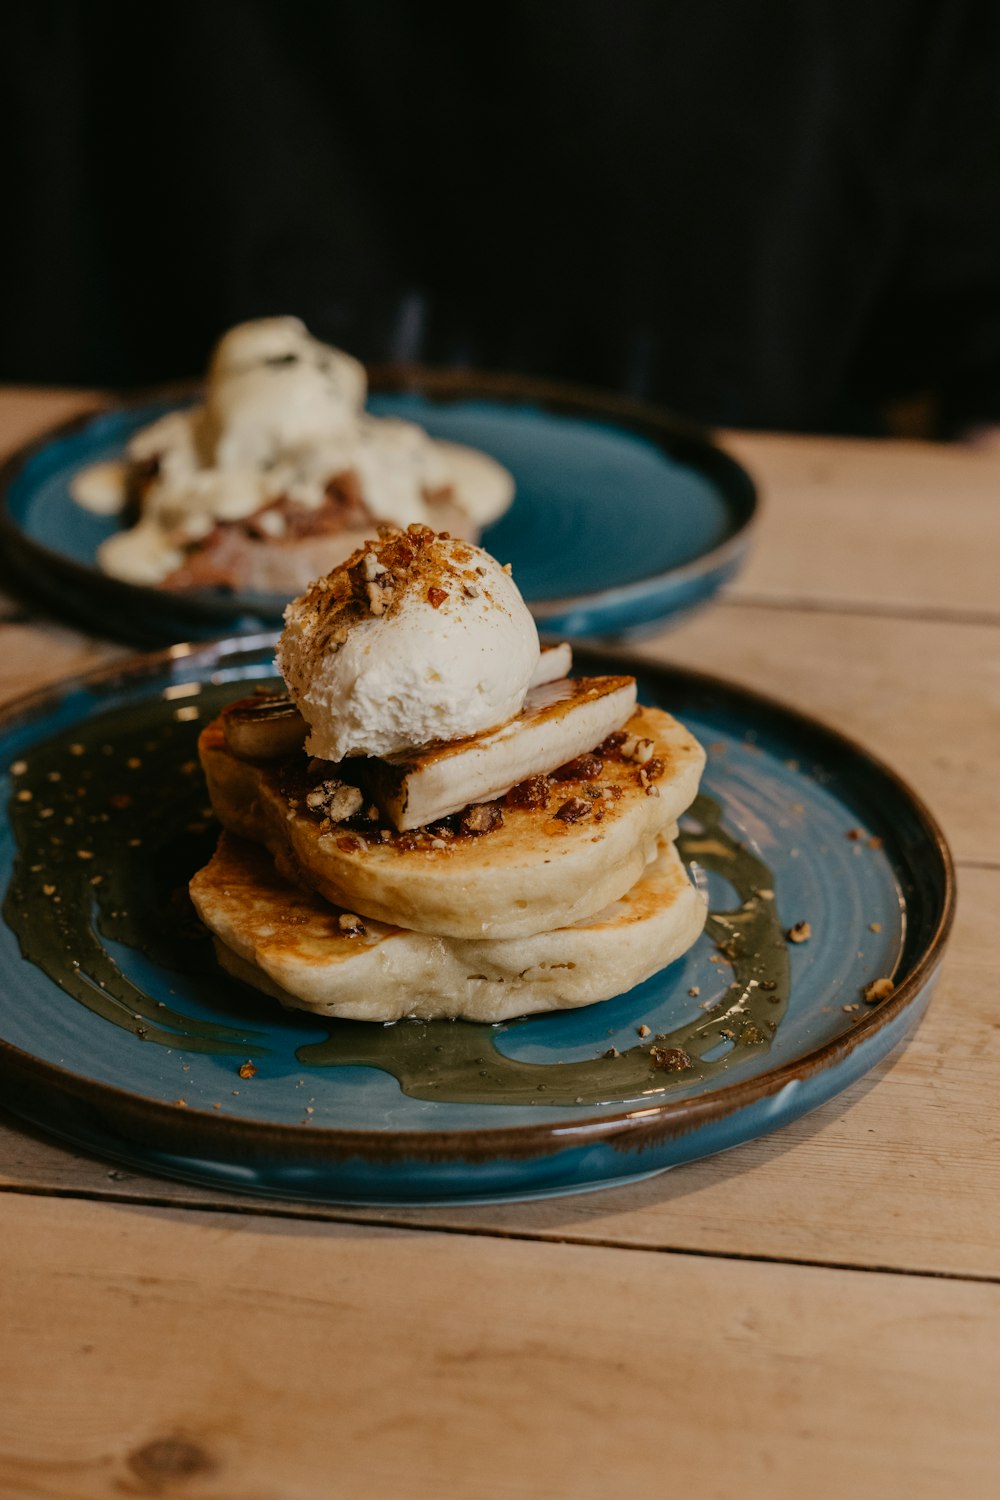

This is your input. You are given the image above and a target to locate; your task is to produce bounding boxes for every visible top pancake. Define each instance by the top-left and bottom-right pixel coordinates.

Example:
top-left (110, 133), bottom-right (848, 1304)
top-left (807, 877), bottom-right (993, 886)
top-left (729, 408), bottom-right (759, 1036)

top-left (198, 701), bottom-right (705, 940)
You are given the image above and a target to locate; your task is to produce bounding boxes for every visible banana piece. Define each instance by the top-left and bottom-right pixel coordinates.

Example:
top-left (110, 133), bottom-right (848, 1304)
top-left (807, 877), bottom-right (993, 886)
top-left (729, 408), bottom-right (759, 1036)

top-left (356, 675), bottom-right (637, 831)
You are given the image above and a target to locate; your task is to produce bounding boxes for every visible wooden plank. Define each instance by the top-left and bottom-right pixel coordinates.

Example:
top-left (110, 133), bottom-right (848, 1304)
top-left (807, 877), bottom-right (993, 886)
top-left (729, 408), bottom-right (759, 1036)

top-left (0, 619), bottom-right (120, 704)
top-left (722, 431), bottom-right (1000, 619)
top-left (0, 1194), bottom-right (997, 1500)
top-left (0, 386), bottom-right (103, 459)
top-left (2, 864), bottom-right (996, 1280)
top-left (649, 601), bottom-right (1000, 867)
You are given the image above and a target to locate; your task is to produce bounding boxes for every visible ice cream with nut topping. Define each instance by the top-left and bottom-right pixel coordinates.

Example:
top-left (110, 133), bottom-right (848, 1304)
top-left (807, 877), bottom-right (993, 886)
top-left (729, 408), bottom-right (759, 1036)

top-left (276, 526), bottom-right (541, 762)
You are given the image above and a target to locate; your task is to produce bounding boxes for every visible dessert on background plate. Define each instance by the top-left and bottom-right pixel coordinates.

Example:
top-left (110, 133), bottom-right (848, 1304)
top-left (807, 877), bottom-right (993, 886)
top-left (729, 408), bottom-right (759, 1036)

top-left (190, 525), bottom-right (707, 1021)
top-left (70, 317), bottom-right (514, 593)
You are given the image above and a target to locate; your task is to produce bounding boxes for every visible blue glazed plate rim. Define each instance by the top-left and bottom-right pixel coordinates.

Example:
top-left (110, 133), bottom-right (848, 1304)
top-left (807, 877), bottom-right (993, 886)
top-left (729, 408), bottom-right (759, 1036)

top-left (0, 369), bottom-right (757, 639)
top-left (0, 633), bottom-right (955, 1168)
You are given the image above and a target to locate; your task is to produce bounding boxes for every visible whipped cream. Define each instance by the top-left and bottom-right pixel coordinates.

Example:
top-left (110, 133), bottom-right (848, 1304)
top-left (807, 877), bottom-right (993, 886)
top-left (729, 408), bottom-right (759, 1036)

top-left (81, 317), bottom-right (514, 587)
top-left (276, 529), bottom-right (540, 761)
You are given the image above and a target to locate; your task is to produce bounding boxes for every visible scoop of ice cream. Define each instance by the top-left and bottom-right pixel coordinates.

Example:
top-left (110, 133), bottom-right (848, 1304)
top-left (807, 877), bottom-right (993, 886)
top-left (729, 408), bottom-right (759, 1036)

top-left (204, 317), bottom-right (367, 468)
top-left (276, 528), bottom-right (540, 761)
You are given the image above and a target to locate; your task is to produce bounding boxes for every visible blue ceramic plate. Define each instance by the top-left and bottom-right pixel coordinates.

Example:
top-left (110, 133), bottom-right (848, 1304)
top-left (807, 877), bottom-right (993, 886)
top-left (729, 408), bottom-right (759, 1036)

top-left (0, 639), bottom-right (953, 1204)
top-left (0, 370), bottom-right (755, 645)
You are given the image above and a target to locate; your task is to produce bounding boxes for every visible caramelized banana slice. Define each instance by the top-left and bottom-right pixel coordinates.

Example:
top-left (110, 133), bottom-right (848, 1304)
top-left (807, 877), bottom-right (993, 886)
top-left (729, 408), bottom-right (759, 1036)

top-left (221, 693), bottom-right (307, 760)
top-left (355, 675), bottom-right (637, 831)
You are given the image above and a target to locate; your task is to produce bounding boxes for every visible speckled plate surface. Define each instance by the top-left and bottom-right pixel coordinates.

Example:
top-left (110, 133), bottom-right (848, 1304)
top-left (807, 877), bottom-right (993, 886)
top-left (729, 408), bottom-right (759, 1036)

top-left (0, 639), bottom-right (953, 1204)
top-left (0, 370), bottom-right (755, 645)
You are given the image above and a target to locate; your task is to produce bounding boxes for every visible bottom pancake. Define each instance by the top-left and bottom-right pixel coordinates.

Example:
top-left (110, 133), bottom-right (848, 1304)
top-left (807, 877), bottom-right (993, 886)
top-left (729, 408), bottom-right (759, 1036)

top-left (190, 831), bottom-right (706, 1023)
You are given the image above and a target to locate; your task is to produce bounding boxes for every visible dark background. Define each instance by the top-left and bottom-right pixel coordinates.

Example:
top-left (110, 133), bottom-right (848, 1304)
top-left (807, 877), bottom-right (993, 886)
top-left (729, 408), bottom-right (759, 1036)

top-left (3, 0), bottom-right (1000, 434)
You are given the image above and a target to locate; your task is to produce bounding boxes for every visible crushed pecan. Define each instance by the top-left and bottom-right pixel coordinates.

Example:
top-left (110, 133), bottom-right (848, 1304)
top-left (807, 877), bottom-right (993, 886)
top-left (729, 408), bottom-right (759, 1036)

top-left (458, 802), bottom-right (504, 836)
top-left (551, 753), bottom-right (604, 782)
top-left (506, 774), bottom-right (550, 810)
top-left (306, 780), bottom-right (364, 822)
top-left (554, 797), bottom-right (591, 823)
top-left (649, 1045), bottom-right (693, 1072)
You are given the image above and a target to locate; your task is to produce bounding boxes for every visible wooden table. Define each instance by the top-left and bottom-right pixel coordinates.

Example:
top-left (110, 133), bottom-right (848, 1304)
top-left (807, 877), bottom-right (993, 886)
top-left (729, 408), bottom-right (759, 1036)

top-left (1, 389), bottom-right (997, 1500)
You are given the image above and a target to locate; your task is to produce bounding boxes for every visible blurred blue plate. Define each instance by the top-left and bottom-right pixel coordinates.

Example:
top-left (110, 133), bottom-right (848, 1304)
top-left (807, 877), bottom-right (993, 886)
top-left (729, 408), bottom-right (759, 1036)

top-left (0, 639), bottom-right (953, 1205)
top-left (0, 369), bottom-right (756, 646)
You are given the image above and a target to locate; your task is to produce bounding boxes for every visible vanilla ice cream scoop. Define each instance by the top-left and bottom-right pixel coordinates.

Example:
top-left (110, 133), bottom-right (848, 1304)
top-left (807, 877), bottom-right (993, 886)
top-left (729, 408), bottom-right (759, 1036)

top-left (276, 528), bottom-right (540, 761)
top-left (204, 316), bottom-right (367, 467)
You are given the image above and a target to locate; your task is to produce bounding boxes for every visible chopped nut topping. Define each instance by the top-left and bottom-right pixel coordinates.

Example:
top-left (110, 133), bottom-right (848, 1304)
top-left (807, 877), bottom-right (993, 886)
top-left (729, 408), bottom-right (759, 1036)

top-left (862, 977), bottom-right (895, 1004)
top-left (238, 1060), bottom-right (257, 1080)
top-left (604, 1046), bottom-right (620, 1059)
top-left (426, 586), bottom-right (448, 609)
top-left (362, 551), bottom-right (387, 581)
top-left (365, 577), bottom-right (393, 615)
top-left (637, 1024), bottom-right (652, 1038)
top-left (458, 801), bottom-right (504, 836)
top-left (306, 779), bottom-right (364, 822)
top-left (598, 730), bottom-right (627, 754)
top-left (650, 1045), bottom-right (693, 1072)
top-left (619, 734), bottom-right (655, 765)
top-left (506, 774), bottom-right (550, 810)
top-left (551, 753), bottom-right (603, 782)
top-left (787, 920), bottom-right (812, 943)
top-left (553, 797), bottom-right (591, 823)
top-left (338, 912), bottom-right (367, 937)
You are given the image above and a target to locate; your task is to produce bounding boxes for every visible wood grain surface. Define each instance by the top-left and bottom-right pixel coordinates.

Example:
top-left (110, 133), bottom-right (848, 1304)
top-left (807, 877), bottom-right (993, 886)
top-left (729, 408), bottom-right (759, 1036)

top-left (0, 392), bottom-right (997, 1500)
top-left (2, 1195), bottom-right (999, 1500)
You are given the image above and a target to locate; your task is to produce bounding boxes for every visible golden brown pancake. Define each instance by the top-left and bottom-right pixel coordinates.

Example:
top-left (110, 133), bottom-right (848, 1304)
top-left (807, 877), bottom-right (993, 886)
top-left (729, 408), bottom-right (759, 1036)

top-left (190, 832), bottom-right (706, 1022)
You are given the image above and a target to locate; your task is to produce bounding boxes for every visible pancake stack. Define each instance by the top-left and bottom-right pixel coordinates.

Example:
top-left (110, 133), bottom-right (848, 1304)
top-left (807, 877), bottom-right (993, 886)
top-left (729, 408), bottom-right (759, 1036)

top-left (189, 529), bottom-right (707, 1022)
